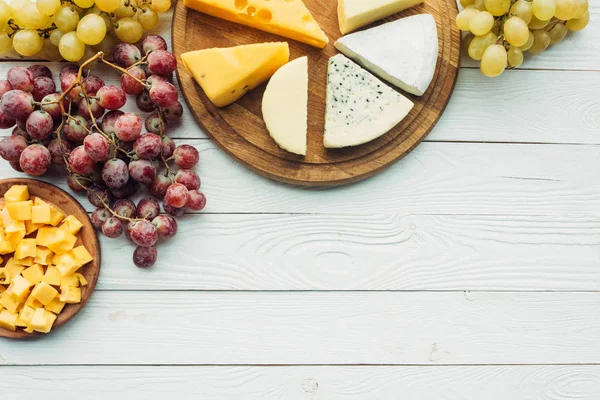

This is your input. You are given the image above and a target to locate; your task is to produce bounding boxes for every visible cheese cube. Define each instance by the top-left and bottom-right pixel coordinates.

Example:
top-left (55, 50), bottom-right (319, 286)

top-left (30, 308), bottom-right (57, 333)
top-left (4, 185), bottom-right (29, 203)
top-left (5, 258), bottom-right (25, 277)
top-left (43, 266), bottom-right (61, 286)
top-left (76, 273), bottom-right (88, 286)
top-left (59, 286), bottom-right (81, 304)
top-left (56, 252), bottom-right (82, 276)
top-left (35, 247), bottom-right (53, 266)
top-left (7, 200), bottom-right (33, 221)
top-left (0, 239), bottom-right (14, 255)
top-left (8, 275), bottom-right (33, 302)
top-left (0, 292), bottom-right (18, 313)
top-left (0, 268), bottom-right (9, 285)
top-left (61, 274), bottom-right (79, 287)
top-left (33, 197), bottom-right (47, 206)
top-left (60, 215), bottom-right (83, 235)
top-left (72, 246), bottom-right (93, 266)
top-left (49, 206), bottom-right (64, 227)
top-left (31, 203), bottom-right (52, 224)
top-left (24, 295), bottom-right (44, 309)
top-left (47, 229), bottom-right (77, 255)
top-left (0, 208), bottom-right (14, 227)
top-left (36, 227), bottom-right (56, 247)
top-left (51, 253), bottom-right (61, 266)
top-left (31, 282), bottom-right (59, 306)
top-left (13, 257), bottom-right (34, 266)
top-left (15, 238), bottom-right (37, 259)
top-left (17, 305), bottom-right (35, 327)
top-left (21, 264), bottom-right (45, 285)
top-left (45, 298), bottom-right (66, 314)
top-left (25, 220), bottom-right (44, 235)
top-left (0, 309), bottom-right (18, 331)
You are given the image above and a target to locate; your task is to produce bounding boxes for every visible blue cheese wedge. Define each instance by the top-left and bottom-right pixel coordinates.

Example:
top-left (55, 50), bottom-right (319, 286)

top-left (324, 54), bottom-right (414, 149)
top-left (335, 14), bottom-right (439, 96)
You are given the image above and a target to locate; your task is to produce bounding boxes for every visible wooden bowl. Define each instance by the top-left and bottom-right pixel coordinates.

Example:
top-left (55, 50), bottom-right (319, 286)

top-left (0, 178), bottom-right (100, 339)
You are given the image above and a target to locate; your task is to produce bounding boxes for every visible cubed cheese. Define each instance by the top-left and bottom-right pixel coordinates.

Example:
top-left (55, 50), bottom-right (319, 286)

top-left (5, 221), bottom-right (25, 246)
top-left (36, 227), bottom-right (56, 247)
top-left (24, 295), bottom-right (44, 309)
top-left (59, 286), bottom-right (81, 304)
top-left (15, 238), bottom-right (37, 259)
top-left (46, 229), bottom-right (77, 255)
top-left (4, 258), bottom-right (25, 278)
top-left (7, 200), bottom-right (33, 221)
top-left (4, 185), bottom-right (29, 203)
top-left (16, 305), bottom-right (35, 326)
top-left (31, 203), bottom-right (52, 224)
top-left (61, 274), bottom-right (80, 287)
top-left (0, 309), bottom-right (18, 331)
top-left (56, 252), bottom-right (82, 276)
top-left (35, 247), bottom-right (53, 266)
top-left (71, 246), bottom-right (93, 266)
top-left (49, 206), bottom-right (64, 227)
top-left (76, 273), bottom-right (88, 286)
top-left (33, 197), bottom-right (47, 206)
top-left (8, 275), bottom-right (33, 302)
top-left (60, 215), bottom-right (83, 235)
top-left (30, 308), bottom-right (57, 333)
top-left (13, 257), bottom-right (34, 266)
top-left (24, 220), bottom-right (44, 235)
top-left (45, 298), bottom-right (66, 314)
top-left (0, 239), bottom-right (14, 255)
top-left (42, 266), bottom-right (61, 286)
top-left (31, 282), bottom-right (59, 306)
top-left (21, 264), bottom-right (45, 285)
top-left (0, 291), bottom-right (19, 313)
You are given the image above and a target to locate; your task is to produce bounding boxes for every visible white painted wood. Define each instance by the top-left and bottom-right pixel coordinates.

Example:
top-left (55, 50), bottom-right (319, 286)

top-left (3, 365), bottom-right (600, 400)
top-left (2, 291), bottom-right (600, 365)
top-left (95, 213), bottom-right (600, 291)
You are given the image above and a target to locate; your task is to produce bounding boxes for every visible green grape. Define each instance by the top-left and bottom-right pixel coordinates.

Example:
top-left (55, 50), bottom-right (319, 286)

top-left (114, 0), bottom-right (136, 18)
top-left (137, 6), bottom-right (159, 29)
top-left (149, 0), bottom-right (170, 12)
top-left (574, 0), bottom-right (588, 18)
top-left (504, 16), bottom-right (529, 46)
top-left (59, 31), bottom-right (86, 61)
top-left (468, 31), bottom-right (497, 60)
top-left (519, 30), bottom-right (535, 50)
top-left (114, 17), bottom-right (143, 43)
top-left (77, 14), bottom-right (107, 45)
top-left (10, 0), bottom-right (26, 13)
top-left (49, 29), bottom-right (64, 46)
top-left (509, 0), bottom-right (533, 24)
top-left (528, 15), bottom-right (550, 29)
top-left (529, 29), bottom-right (551, 54)
top-left (473, 0), bottom-right (487, 10)
top-left (456, 8), bottom-right (479, 31)
top-left (0, 0), bottom-right (11, 29)
top-left (41, 37), bottom-right (63, 61)
top-left (566, 11), bottom-right (589, 31)
top-left (0, 32), bottom-right (11, 54)
top-left (554, 0), bottom-right (578, 20)
top-left (480, 44), bottom-right (507, 77)
top-left (460, 0), bottom-right (476, 7)
top-left (74, 0), bottom-right (96, 8)
top-left (485, 0), bottom-right (510, 16)
top-left (12, 29), bottom-right (43, 56)
top-left (532, 0), bottom-right (556, 21)
top-left (95, 0), bottom-right (120, 12)
top-left (469, 10), bottom-right (494, 35)
top-left (548, 22), bottom-right (568, 43)
top-left (37, 0), bottom-right (61, 16)
top-left (507, 46), bottom-right (524, 67)
top-left (16, 3), bottom-right (50, 29)
top-left (86, 7), bottom-right (113, 32)
top-left (53, 5), bottom-right (80, 32)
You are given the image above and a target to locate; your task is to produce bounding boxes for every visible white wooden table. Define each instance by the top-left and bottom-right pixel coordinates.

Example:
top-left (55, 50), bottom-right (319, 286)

top-left (2, 4), bottom-right (600, 398)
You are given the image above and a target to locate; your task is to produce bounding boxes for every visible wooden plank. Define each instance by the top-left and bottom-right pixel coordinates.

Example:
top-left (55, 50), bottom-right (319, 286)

top-left (3, 291), bottom-right (600, 365)
top-left (3, 365), bottom-right (600, 399)
top-left (96, 213), bottom-right (600, 291)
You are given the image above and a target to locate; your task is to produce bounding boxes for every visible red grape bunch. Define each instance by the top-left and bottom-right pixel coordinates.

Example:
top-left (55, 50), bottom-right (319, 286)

top-left (0, 35), bottom-right (206, 268)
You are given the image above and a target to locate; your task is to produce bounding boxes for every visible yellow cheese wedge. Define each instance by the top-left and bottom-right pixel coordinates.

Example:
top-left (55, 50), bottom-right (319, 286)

top-left (337, 0), bottom-right (424, 34)
top-left (182, 42), bottom-right (289, 107)
top-left (183, 0), bottom-right (328, 48)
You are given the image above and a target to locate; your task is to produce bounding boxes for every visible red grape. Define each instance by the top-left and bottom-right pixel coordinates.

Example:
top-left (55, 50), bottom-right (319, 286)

top-left (67, 174), bottom-right (88, 192)
top-left (84, 133), bottom-right (109, 162)
top-left (31, 77), bottom-right (56, 102)
top-left (136, 90), bottom-right (154, 112)
top-left (149, 81), bottom-right (178, 107)
top-left (173, 145), bottom-right (199, 168)
top-left (133, 245), bottom-right (157, 268)
top-left (91, 207), bottom-right (110, 228)
top-left (114, 112), bottom-right (142, 142)
top-left (161, 136), bottom-right (175, 158)
top-left (128, 159), bottom-right (157, 184)
top-left (19, 144), bottom-right (51, 176)
top-left (133, 132), bottom-right (162, 160)
top-left (78, 97), bottom-right (105, 120)
top-left (87, 184), bottom-right (112, 208)
top-left (60, 72), bottom-right (82, 101)
top-left (186, 190), bottom-right (206, 211)
top-left (145, 111), bottom-right (164, 134)
top-left (129, 219), bottom-right (158, 247)
top-left (163, 202), bottom-right (185, 217)
top-left (1, 90), bottom-right (34, 120)
top-left (82, 75), bottom-right (105, 95)
top-left (120, 66), bottom-right (146, 95)
top-left (27, 65), bottom-right (52, 79)
top-left (174, 169), bottom-right (200, 190)
top-left (164, 183), bottom-right (189, 208)
top-left (101, 110), bottom-right (124, 135)
top-left (152, 214), bottom-right (177, 238)
top-left (96, 85), bottom-right (126, 110)
top-left (102, 216), bottom-right (124, 238)
top-left (0, 135), bottom-right (27, 162)
top-left (59, 64), bottom-right (78, 81)
top-left (111, 179), bottom-right (140, 199)
top-left (147, 50), bottom-right (177, 76)
top-left (68, 145), bottom-right (96, 174)
top-left (162, 101), bottom-right (183, 123)
top-left (0, 80), bottom-right (12, 97)
top-left (113, 198), bottom-right (137, 219)
top-left (48, 138), bottom-right (71, 165)
top-left (150, 174), bottom-right (171, 197)
top-left (0, 108), bottom-right (15, 129)
top-left (40, 93), bottom-right (62, 120)
top-left (7, 66), bottom-right (34, 92)
top-left (136, 197), bottom-right (160, 220)
top-left (63, 115), bottom-right (90, 142)
top-left (12, 126), bottom-right (28, 138)
top-left (146, 75), bottom-right (166, 87)
top-left (141, 35), bottom-right (167, 55)
top-left (113, 43), bottom-right (141, 67)
top-left (102, 158), bottom-right (129, 189)
top-left (25, 110), bottom-right (53, 140)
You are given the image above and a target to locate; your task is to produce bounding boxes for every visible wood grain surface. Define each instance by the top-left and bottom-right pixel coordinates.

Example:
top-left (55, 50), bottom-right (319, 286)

top-left (172, 0), bottom-right (461, 186)
top-left (0, 178), bottom-right (100, 339)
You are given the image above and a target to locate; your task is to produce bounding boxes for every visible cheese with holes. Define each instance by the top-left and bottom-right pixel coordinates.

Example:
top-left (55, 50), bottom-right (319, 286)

top-left (262, 56), bottom-right (308, 156)
top-left (335, 14), bottom-right (439, 96)
top-left (182, 42), bottom-right (289, 107)
top-left (337, 0), bottom-right (424, 34)
top-left (183, 0), bottom-right (328, 48)
top-left (324, 54), bottom-right (414, 148)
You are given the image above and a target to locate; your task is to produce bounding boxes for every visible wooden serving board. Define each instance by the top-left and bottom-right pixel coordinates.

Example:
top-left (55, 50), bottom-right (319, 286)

top-left (172, 0), bottom-right (461, 186)
top-left (0, 178), bottom-right (101, 339)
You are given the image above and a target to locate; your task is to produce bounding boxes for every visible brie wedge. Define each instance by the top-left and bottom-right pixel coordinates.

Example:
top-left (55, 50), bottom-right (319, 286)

top-left (262, 57), bottom-right (308, 156)
top-left (337, 0), bottom-right (424, 34)
top-left (324, 54), bottom-right (414, 149)
top-left (335, 14), bottom-right (439, 96)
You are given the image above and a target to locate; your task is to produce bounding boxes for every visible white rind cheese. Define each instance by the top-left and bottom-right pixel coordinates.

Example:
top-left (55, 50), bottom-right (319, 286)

top-left (262, 57), bottom-right (308, 156)
top-left (335, 14), bottom-right (439, 96)
top-left (337, 0), bottom-right (424, 34)
top-left (324, 54), bottom-right (414, 149)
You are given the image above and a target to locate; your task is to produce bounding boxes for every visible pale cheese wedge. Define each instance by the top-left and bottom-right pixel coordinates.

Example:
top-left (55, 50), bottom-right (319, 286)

top-left (337, 0), bottom-right (424, 34)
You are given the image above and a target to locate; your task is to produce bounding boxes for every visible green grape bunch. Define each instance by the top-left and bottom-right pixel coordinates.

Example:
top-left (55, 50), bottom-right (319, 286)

top-left (456, 0), bottom-right (590, 77)
top-left (0, 0), bottom-right (171, 62)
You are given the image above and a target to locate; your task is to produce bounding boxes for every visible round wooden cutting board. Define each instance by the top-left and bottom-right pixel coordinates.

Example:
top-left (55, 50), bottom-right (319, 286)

top-left (173, 0), bottom-right (460, 186)
top-left (0, 178), bottom-right (100, 339)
